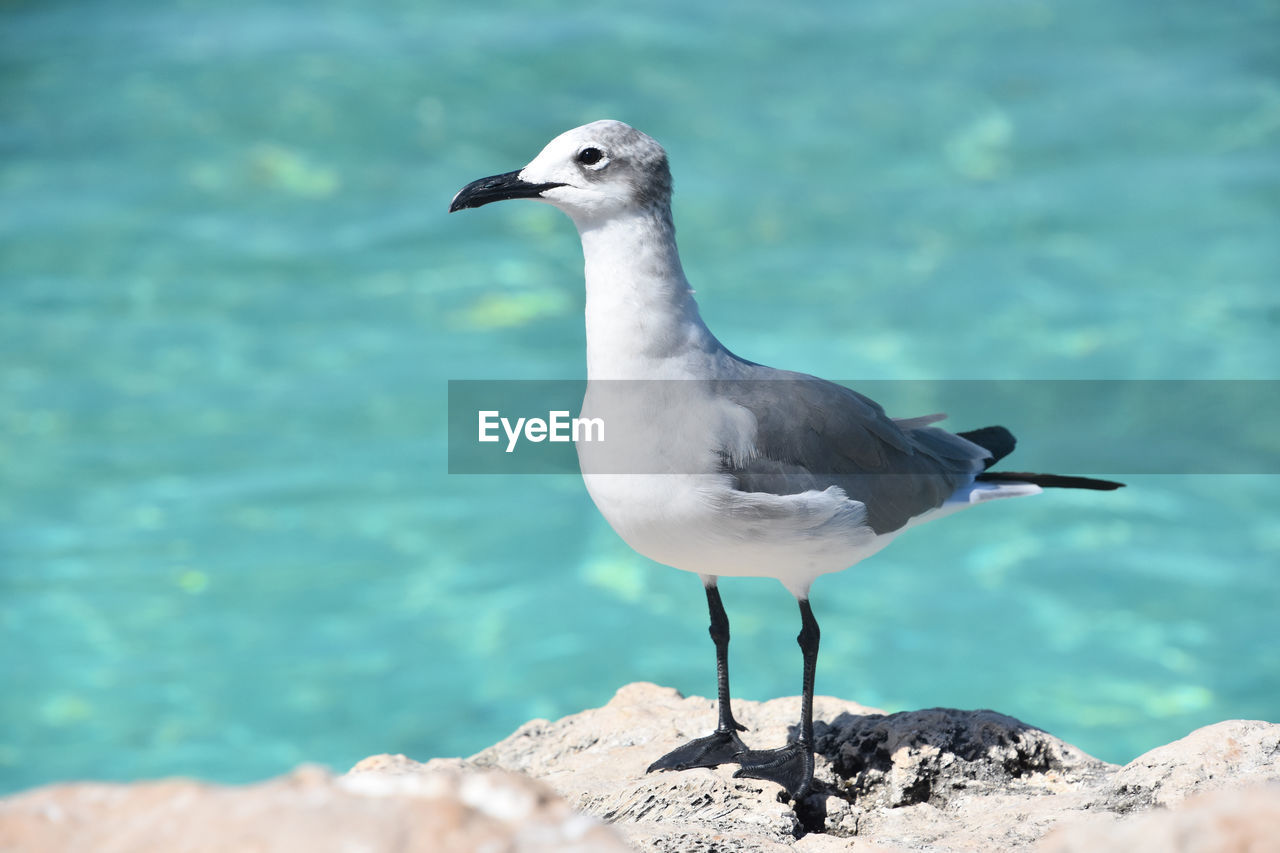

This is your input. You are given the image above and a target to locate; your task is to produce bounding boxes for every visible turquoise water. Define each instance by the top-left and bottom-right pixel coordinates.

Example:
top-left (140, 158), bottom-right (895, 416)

top-left (2, 0), bottom-right (1278, 793)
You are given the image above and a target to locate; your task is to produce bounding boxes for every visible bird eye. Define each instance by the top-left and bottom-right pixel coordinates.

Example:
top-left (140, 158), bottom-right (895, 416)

top-left (576, 147), bottom-right (605, 166)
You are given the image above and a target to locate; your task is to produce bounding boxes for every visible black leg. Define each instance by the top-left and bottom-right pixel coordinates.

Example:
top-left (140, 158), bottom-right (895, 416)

top-left (796, 599), bottom-right (819, 745)
top-left (647, 582), bottom-right (748, 774)
top-left (734, 598), bottom-right (819, 798)
top-left (707, 584), bottom-right (748, 734)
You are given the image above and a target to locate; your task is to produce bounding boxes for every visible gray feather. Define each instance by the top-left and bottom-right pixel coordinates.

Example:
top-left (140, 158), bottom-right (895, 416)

top-left (713, 370), bottom-right (991, 535)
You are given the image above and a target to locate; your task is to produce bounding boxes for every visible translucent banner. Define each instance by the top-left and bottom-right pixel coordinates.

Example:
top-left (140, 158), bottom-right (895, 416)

top-left (447, 380), bottom-right (1280, 475)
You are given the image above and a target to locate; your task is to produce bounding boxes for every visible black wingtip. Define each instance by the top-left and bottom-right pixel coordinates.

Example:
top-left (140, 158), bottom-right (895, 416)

top-left (977, 471), bottom-right (1125, 490)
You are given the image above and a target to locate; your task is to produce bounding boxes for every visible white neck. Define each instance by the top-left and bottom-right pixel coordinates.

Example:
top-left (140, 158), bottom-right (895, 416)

top-left (574, 206), bottom-right (721, 379)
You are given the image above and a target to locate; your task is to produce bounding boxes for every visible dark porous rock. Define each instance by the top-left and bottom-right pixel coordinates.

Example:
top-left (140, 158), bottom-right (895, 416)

top-left (822, 707), bottom-right (1112, 809)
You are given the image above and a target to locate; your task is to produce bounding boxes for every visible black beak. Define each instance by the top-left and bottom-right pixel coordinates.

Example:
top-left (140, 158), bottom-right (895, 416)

top-left (449, 170), bottom-right (567, 213)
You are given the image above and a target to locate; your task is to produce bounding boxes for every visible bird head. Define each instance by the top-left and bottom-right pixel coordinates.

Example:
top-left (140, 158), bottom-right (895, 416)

top-left (450, 120), bottom-right (672, 226)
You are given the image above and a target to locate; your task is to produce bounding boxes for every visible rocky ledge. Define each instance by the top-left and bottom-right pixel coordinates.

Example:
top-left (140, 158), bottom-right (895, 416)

top-left (2, 683), bottom-right (1277, 852)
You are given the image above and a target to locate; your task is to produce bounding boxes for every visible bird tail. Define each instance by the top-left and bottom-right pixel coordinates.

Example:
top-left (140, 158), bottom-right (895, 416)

top-left (975, 471), bottom-right (1125, 490)
top-left (958, 425), bottom-right (1124, 489)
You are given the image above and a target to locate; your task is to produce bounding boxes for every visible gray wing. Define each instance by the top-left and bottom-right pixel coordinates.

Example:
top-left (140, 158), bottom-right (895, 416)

top-left (713, 370), bottom-right (991, 535)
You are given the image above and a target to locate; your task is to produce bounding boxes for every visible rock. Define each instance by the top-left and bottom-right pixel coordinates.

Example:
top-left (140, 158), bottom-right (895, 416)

top-left (462, 682), bottom-right (827, 851)
top-left (441, 682), bottom-right (1118, 851)
top-left (1038, 784), bottom-right (1280, 853)
top-left (443, 683), bottom-right (1280, 852)
top-left (1101, 719), bottom-right (1280, 811)
top-left (0, 760), bottom-right (630, 853)
top-left (2, 683), bottom-right (1275, 853)
top-left (821, 706), bottom-right (1112, 808)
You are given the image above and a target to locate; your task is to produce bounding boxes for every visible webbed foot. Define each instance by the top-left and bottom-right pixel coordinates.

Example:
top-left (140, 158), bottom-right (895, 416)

top-left (647, 727), bottom-right (748, 773)
top-left (733, 741), bottom-right (815, 798)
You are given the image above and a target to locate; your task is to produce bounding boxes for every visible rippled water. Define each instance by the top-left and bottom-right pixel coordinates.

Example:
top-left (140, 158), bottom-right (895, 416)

top-left (2, 0), bottom-right (1278, 792)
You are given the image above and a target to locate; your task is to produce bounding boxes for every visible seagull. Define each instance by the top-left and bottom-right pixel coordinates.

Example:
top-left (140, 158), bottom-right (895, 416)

top-left (449, 120), bottom-right (1123, 800)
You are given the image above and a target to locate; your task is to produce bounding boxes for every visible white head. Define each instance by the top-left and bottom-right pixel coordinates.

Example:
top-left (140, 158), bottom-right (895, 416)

top-left (450, 120), bottom-right (672, 226)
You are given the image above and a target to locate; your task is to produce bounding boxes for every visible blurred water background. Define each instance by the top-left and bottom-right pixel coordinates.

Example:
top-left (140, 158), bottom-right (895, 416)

top-left (2, 0), bottom-right (1278, 793)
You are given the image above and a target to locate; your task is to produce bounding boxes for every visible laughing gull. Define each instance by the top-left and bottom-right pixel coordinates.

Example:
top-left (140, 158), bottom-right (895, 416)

top-left (450, 120), bottom-right (1123, 799)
